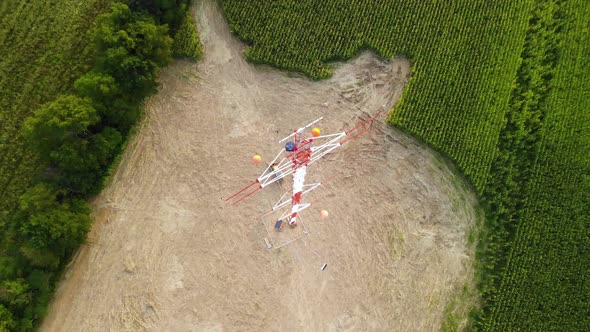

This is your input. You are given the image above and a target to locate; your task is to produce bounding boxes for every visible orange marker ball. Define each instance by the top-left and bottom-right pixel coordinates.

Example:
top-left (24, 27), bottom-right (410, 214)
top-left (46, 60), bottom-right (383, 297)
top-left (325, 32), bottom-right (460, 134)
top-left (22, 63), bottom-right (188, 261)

top-left (320, 210), bottom-right (329, 219)
top-left (312, 128), bottom-right (321, 137)
top-left (252, 154), bottom-right (261, 164)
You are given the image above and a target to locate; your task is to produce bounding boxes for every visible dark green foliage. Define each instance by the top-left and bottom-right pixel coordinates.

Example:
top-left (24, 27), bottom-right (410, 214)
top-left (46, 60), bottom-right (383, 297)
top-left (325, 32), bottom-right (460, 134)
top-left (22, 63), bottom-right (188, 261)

top-left (14, 184), bottom-right (91, 266)
top-left (80, 2), bottom-right (174, 134)
top-left (22, 95), bottom-right (123, 193)
top-left (48, 128), bottom-right (121, 194)
top-left (26, 270), bottom-right (51, 321)
top-left (23, 95), bottom-right (99, 160)
top-left (0, 279), bottom-right (31, 313)
top-left (74, 72), bottom-right (119, 102)
top-left (0, 304), bottom-right (16, 331)
top-left (75, 71), bottom-right (139, 131)
top-left (125, 0), bottom-right (190, 32)
top-left (172, 13), bottom-right (203, 61)
top-left (0, 258), bottom-right (18, 282)
top-left (92, 127), bottom-right (124, 166)
top-left (94, 3), bottom-right (173, 98)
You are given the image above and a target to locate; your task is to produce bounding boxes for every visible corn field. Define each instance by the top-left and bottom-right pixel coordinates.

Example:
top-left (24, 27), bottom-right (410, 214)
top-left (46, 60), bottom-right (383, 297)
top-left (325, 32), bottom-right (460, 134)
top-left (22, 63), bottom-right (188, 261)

top-left (221, 0), bottom-right (590, 330)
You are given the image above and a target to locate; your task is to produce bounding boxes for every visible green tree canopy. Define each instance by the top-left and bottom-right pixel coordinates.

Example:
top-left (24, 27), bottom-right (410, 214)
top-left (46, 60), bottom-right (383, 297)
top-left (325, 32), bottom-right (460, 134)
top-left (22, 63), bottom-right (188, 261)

top-left (0, 279), bottom-right (31, 313)
top-left (75, 71), bottom-right (139, 131)
top-left (23, 95), bottom-right (99, 159)
top-left (125, 0), bottom-right (190, 32)
top-left (0, 304), bottom-right (16, 331)
top-left (14, 184), bottom-right (91, 268)
top-left (94, 3), bottom-right (173, 98)
top-left (23, 95), bottom-right (122, 193)
top-left (74, 71), bottom-right (119, 105)
top-left (0, 257), bottom-right (19, 281)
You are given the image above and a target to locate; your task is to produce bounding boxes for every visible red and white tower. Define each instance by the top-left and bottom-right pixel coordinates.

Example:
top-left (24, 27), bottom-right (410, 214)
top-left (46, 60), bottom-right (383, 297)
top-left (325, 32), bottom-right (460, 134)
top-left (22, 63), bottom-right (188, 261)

top-left (285, 125), bottom-right (315, 225)
top-left (224, 112), bottom-right (383, 228)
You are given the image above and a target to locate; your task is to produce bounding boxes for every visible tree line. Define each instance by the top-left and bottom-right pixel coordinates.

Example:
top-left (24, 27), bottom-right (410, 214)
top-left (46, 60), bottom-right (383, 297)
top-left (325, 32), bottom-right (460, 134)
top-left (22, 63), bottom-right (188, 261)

top-left (1, 1), bottom-right (200, 330)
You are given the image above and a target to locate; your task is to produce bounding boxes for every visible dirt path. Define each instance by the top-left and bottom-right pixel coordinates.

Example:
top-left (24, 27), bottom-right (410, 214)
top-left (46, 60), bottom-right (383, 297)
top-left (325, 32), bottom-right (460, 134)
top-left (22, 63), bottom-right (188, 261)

top-left (40, 0), bottom-right (478, 330)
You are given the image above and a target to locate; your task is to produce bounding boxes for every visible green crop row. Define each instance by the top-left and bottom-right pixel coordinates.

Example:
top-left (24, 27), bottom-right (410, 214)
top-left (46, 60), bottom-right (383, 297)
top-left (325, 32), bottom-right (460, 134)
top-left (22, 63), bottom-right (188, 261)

top-left (172, 12), bottom-right (203, 61)
top-left (476, 0), bottom-right (564, 313)
top-left (481, 0), bottom-right (590, 329)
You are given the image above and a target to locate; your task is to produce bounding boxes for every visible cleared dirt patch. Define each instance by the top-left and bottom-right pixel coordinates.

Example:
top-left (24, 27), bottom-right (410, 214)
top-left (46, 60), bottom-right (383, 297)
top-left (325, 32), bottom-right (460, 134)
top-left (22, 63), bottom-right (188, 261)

top-left (41, 0), bottom-right (478, 330)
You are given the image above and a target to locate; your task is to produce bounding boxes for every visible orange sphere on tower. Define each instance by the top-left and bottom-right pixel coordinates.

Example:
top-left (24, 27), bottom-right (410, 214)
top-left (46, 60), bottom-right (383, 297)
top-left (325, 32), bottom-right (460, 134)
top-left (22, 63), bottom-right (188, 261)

top-left (312, 127), bottom-right (321, 137)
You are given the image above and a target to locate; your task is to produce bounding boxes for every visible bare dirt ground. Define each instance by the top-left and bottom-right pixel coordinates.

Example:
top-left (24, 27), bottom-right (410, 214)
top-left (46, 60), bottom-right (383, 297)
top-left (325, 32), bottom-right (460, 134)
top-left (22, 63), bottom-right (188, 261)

top-left (40, 0), bottom-right (479, 331)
